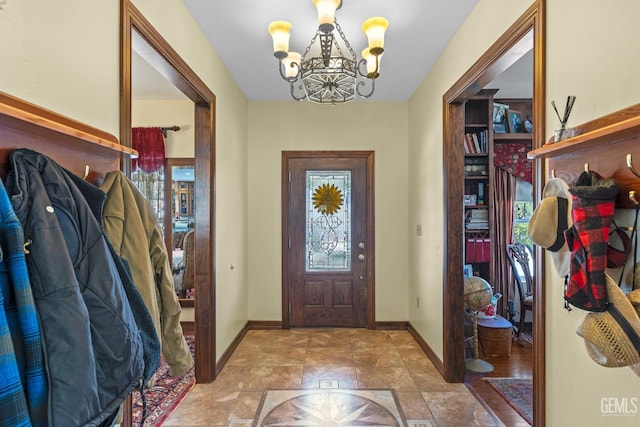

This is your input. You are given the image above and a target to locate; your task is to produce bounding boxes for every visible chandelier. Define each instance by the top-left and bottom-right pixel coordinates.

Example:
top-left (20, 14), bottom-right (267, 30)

top-left (268, 0), bottom-right (388, 104)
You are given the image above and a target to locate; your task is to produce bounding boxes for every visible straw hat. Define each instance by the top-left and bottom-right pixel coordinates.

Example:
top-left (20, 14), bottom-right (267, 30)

top-left (576, 274), bottom-right (640, 373)
top-left (528, 178), bottom-right (572, 277)
top-left (624, 262), bottom-right (640, 292)
top-left (627, 288), bottom-right (640, 376)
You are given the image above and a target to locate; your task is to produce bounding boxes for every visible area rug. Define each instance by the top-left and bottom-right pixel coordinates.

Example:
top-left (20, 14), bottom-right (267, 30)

top-left (483, 377), bottom-right (532, 425)
top-left (132, 335), bottom-right (195, 426)
top-left (252, 389), bottom-right (407, 427)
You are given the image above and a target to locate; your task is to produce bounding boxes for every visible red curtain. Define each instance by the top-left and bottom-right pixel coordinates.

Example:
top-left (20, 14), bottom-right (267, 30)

top-left (493, 143), bottom-right (532, 184)
top-left (132, 127), bottom-right (165, 173)
top-left (492, 166), bottom-right (516, 318)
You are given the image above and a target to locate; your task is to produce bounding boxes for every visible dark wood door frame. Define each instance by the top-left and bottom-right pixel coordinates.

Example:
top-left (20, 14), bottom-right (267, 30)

top-left (121, 0), bottom-right (217, 383)
top-left (281, 151), bottom-right (375, 329)
top-left (442, 1), bottom-right (546, 426)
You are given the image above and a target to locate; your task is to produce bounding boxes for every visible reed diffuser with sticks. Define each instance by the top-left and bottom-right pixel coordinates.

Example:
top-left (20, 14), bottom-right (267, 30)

top-left (551, 96), bottom-right (576, 141)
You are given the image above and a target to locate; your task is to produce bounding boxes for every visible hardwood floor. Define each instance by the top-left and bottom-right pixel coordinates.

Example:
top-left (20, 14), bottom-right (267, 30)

top-left (465, 334), bottom-right (533, 426)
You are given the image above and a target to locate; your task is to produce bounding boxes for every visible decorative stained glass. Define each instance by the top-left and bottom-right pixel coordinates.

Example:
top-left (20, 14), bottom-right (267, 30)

top-left (306, 171), bottom-right (351, 271)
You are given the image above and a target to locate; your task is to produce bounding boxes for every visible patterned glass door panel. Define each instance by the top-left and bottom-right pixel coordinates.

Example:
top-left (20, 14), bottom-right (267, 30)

top-left (306, 171), bottom-right (351, 272)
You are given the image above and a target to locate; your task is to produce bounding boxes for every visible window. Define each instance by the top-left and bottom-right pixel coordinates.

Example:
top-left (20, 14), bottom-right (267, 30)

top-left (513, 178), bottom-right (533, 247)
top-left (131, 167), bottom-right (165, 232)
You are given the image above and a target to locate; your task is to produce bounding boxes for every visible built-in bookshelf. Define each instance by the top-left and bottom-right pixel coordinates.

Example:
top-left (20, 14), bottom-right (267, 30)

top-left (463, 95), bottom-right (493, 281)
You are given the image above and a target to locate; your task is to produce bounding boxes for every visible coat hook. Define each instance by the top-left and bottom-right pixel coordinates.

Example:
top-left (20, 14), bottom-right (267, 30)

top-left (630, 190), bottom-right (639, 206)
top-left (627, 153), bottom-right (640, 179)
top-left (82, 165), bottom-right (90, 180)
top-left (584, 163), bottom-right (590, 172)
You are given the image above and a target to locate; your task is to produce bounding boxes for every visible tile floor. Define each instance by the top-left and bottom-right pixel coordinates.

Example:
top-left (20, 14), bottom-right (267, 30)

top-left (165, 328), bottom-right (502, 426)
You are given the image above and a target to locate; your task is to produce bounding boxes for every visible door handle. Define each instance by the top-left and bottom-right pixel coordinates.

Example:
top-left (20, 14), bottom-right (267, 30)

top-left (358, 254), bottom-right (365, 261)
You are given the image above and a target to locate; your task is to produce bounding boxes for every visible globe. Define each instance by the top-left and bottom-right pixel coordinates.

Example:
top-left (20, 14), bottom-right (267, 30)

top-left (464, 276), bottom-right (493, 311)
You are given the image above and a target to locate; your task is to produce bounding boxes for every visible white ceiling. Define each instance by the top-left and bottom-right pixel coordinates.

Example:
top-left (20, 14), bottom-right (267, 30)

top-left (132, 0), bottom-right (533, 102)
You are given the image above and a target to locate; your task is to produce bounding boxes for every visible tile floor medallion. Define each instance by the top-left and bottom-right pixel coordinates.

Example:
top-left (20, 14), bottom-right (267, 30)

top-left (252, 389), bottom-right (407, 426)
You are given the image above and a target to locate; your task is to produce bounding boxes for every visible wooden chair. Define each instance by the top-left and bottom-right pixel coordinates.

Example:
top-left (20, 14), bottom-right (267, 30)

top-left (505, 242), bottom-right (534, 337)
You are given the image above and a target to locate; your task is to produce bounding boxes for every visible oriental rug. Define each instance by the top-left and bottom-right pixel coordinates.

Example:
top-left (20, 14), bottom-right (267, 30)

top-left (132, 335), bottom-right (195, 426)
top-left (484, 377), bottom-right (532, 425)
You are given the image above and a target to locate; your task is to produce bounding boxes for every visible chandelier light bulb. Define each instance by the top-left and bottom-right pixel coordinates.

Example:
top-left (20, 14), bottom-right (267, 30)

top-left (268, 21), bottom-right (292, 59)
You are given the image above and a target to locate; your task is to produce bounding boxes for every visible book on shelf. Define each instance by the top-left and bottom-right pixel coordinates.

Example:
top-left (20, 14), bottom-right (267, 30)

top-left (466, 223), bottom-right (489, 230)
top-left (463, 130), bottom-right (489, 154)
top-left (472, 133), bottom-right (480, 153)
top-left (469, 209), bottom-right (488, 218)
top-left (468, 220), bottom-right (489, 225)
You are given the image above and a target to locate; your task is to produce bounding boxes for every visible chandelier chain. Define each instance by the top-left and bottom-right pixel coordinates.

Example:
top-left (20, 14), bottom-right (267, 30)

top-left (301, 32), bottom-right (319, 61)
top-left (334, 19), bottom-right (357, 59)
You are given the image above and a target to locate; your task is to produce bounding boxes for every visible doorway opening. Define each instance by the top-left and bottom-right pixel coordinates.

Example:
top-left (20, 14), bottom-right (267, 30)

top-left (120, 0), bottom-right (217, 383)
top-left (442, 1), bottom-right (545, 425)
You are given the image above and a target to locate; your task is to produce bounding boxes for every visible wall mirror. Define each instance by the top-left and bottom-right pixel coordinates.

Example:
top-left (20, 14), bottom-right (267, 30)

top-left (166, 160), bottom-right (196, 300)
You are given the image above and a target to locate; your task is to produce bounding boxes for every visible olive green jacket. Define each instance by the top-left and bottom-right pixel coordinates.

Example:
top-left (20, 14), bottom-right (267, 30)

top-left (100, 171), bottom-right (192, 376)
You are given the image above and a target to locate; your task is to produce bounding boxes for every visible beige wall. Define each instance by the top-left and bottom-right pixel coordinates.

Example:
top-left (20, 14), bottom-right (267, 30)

top-left (0, 0), bottom-right (250, 363)
top-left (247, 101), bottom-right (409, 322)
top-left (409, 0), bottom-right (640, 426)
top-left (0, 0), bottom-right (120, 134)
top-left (543, 1), bottom-right (640, 425)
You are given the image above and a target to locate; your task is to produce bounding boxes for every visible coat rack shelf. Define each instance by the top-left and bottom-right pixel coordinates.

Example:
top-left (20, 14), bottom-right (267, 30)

top-left (527, 103), bottom-right (640, 209)
top-left (0, 91), bottom-right (137, 184)
top-left (0, 92), bottom-right (138, 158)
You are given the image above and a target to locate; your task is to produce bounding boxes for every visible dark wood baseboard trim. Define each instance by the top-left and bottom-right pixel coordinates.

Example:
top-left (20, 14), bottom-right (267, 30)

top-left (247, 320), bottom-right (284, 330)
top-left (181, 321), bottom-right (195, 336)
top-left (215, 322), bottom-right (250, 376)
top-left (407, 322), bottom-right (445, 379)
top-left (374, 321), bottom-right (409, 330)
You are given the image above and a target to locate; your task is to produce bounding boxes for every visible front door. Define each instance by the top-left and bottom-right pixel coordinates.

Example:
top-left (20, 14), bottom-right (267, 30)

top-left (283, 151), bottom-right (374, 328)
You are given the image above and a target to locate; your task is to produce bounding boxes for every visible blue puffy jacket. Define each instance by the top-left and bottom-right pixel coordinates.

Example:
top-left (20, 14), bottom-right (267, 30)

top-left (5, 149), bottom-right (143, 427)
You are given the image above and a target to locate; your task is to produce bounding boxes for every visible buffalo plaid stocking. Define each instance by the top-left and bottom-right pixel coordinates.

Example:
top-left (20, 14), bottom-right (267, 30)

top-left (564, 171), bottom-right (618, 311)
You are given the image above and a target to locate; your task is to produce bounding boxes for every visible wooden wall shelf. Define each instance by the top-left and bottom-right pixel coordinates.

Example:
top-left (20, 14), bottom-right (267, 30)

top-left (495, 133), bottom-right (532, 141)
top-left (0, 92), bottom-right (138, 158)
top-left (527, 103), bottom-right (640, 208)
top-left (0, 91), bottom-right (137, 183)
top-left (528, 109), bottom-right (640, 159)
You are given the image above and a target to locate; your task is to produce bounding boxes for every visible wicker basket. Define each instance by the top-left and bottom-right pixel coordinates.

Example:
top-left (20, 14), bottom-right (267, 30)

top-left (478, 324), bottom-right (514, 358)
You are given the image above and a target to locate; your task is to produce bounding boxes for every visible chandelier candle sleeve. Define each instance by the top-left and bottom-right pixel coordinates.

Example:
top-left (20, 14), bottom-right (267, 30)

top-left (282, 52), bottom-right (302, 79)
top-left (363, 17), bottom-right (389, 53)
top-left (361, 48), bottom-right (382, 78)
top-left (313, 0), bottom-right (341, 33)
